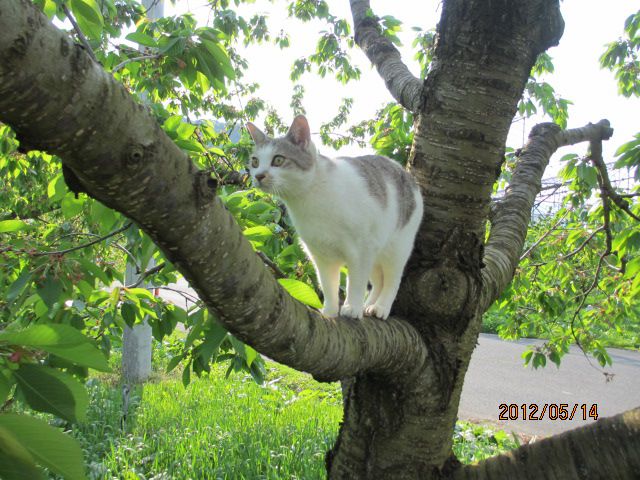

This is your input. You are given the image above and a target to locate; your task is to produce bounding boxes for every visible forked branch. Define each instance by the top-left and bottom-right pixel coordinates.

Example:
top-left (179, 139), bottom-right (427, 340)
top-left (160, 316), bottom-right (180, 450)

top-left (480, 120), bottom-right (614, 312)
top-left (349, 0), bottom-right (423, 112)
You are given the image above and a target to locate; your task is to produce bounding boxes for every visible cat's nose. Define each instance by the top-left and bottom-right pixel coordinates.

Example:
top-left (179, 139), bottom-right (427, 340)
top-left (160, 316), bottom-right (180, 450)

top-left (255, 173), bottom-right (266, 182)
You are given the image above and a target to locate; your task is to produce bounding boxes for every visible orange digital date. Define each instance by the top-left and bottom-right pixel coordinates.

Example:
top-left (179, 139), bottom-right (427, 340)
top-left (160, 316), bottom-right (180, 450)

top-left (498, 403), bottom-right (599, 421)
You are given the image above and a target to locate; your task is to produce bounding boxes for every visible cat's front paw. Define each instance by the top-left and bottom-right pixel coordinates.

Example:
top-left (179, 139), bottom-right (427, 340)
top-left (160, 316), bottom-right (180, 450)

top-left (340, 303), bottom-right (363, 319)
top-left (364, 303), bottom-right (391, 320)
top-left (321, 305), bottom-right (339, 318)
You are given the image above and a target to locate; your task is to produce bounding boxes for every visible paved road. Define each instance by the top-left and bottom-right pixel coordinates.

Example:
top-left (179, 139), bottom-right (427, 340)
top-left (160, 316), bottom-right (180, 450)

top-left (460, 334), bottom-right (640, 436)
top-left (157, 281), bottom-right (640, 437)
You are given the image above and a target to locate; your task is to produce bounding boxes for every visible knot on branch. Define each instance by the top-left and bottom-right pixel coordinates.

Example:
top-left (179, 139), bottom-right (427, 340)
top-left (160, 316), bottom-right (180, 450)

top-left (529, 122), bottom-right (561, 138)
top-left (593, 119), bottom-right (613, 140)
top-left (412, 228), bottom-right (484, 332)
top-left (126, 144), bottom-right (145, 166)
top-left (194, 170), bottom-right (218, 209)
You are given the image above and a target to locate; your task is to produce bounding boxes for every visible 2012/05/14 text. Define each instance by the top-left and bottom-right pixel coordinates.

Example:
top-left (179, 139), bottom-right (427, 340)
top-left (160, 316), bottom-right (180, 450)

top-left (498, 403), bottom-right (599, 421)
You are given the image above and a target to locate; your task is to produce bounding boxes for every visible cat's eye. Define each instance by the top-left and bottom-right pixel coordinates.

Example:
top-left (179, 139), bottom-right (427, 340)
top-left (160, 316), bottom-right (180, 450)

top-left (250, 157), bottom-right (259, 168)
top-left (271, 155), bottom-right (285, 167)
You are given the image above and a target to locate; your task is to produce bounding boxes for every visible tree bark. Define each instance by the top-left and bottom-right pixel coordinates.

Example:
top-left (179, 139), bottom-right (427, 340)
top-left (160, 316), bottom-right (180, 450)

top-left (1, 1), bottom-right (639, 479)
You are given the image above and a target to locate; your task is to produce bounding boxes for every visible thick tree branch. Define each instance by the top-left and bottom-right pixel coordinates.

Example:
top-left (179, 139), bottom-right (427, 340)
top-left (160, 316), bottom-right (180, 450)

top-left (0, 0), bottom-right (429, 383)
top-left (349, 0), bottom-right (423, 112)
top-left (480, 120), bottom-right (614, 312)
top-left (454, 406), bottom-right (640, 479)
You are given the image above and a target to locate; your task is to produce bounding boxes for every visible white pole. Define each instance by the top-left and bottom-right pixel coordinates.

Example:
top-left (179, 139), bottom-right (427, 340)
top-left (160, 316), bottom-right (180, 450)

top-left (121, 0), bottom-right (164, 386)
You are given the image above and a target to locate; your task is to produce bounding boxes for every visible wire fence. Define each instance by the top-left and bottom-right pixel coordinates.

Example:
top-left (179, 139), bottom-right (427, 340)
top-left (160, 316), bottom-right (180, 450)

top-left (496, 163), bottom-right (637, 221)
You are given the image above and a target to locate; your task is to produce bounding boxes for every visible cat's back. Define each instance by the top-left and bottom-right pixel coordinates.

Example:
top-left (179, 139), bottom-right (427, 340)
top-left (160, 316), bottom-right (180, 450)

top-left (332, 154), bottom-right (421, 229)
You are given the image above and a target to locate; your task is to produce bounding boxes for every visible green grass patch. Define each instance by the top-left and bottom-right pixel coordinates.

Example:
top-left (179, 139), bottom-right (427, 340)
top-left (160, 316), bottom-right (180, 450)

top-left (74, 363), bottom-right (342, 479)
top-left (15, 359), bottom-right (518, 478)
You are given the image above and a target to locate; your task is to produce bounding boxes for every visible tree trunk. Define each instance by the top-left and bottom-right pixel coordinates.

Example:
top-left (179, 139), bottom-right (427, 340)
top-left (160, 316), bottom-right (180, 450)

top-left (1, 1), bottom-right (639, 479)
top-left (326, 1), bottom-right (566, 477)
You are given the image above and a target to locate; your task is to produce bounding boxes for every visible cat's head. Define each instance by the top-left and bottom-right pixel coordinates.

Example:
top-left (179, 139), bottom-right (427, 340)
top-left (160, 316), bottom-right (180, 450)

top-left (246, 115), bottom-right (317, 199)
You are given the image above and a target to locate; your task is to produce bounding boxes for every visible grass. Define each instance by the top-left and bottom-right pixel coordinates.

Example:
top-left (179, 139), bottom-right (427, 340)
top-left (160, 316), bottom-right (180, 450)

top-left (17, 347), bottom-right (518, 479)
top-left (74, 363), bottom-right (342, 479)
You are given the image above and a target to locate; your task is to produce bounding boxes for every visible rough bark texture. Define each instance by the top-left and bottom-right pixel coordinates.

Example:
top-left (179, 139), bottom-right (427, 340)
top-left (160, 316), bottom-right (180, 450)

top-left (349, 0), bottom-right (423, 112)
top-left (1, 1), bottom-right (638, 479)
top-left (481, 120), bottom-right (614, 312)
top-left (0, 0), bottom-right (429, 385)
top-left (455, 407), bottom-right (640, 480)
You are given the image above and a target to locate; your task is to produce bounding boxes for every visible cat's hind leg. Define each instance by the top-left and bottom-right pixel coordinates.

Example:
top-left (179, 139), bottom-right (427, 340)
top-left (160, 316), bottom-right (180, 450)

top-left (365, 242), bottom-right (411, 320)
top-left (313, 256), bottom-right (341, 317)
top-left (340, 255), bottom-right (374, 319)
top-left (364, 263), bottom-right (383, 309)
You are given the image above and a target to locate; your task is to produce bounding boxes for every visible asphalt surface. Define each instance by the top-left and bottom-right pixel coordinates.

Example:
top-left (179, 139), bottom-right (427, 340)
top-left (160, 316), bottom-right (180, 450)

top-left (157, 280), bottom-right (640, 437)
top-left (460, 334), bottom-right (640, 436)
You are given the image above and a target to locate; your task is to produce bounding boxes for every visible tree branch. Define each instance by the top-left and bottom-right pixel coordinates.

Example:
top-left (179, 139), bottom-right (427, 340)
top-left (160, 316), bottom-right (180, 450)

top-left (33, 222), bottom-right (132, 256)
top-left (349, 0), bottom-right (423, 112)
top-left (589, 139), bottom-right (640, 222)
top-left (480, 120), bottom-right (614, 312)
top-left (454, 406), bottom-right (640, 479)
top-left (112, 54), bottom-right (161, 73)
top-left (125, 262), bottom-right (165, 288)
top-left (0, 0), bottom-right (428, 383)
top-left (519, 209), bottom-right (570, 261)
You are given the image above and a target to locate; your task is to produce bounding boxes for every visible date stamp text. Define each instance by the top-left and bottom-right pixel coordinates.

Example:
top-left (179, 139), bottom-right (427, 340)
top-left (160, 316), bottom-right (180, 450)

top-left (498, 403), bottom-right (599, 421)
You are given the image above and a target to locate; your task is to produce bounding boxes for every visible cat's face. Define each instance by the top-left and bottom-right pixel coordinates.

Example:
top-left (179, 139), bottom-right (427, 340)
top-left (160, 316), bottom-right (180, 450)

top-left (246, 116), bottom-right (316, 199)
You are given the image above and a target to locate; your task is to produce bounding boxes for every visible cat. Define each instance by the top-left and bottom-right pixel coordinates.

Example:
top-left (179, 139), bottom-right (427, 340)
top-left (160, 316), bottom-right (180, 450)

top-left (246, 115), bottom-right (423, 320)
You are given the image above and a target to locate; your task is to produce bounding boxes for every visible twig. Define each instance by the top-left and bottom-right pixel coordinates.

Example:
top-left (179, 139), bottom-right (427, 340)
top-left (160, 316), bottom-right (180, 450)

top-left (155, 286), bottom-right (202, 305)
top-left (556, 226), bottom-right (605, 262)
top-left (570, 140), bottom-right (614, 365)
top-left (257, 251), bottom-right (286, 279)
top-left (62, 3), bottom-right (98, 63)
top-left (588, 141), bottom-right (640, 222)
top-left (112, 54), bottom-right (161, 73)
top-left (519, 210), bottom-right (569, 261)
top-left (125, 262), bottom-right (166, 288)
top-left (34, 223), bottom-right (132, 256)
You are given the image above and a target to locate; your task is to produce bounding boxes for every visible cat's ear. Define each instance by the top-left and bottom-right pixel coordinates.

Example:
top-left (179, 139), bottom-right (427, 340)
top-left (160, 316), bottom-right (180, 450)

top-left (246, 122), bottom-right (267, 146)
top-left (286, 115), bottom-right (311, 149)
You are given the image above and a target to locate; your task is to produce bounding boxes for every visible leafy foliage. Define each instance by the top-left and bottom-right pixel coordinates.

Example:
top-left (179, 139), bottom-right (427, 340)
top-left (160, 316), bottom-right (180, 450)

top-left (1, 0), bottom-right (639, 476)
top-left (601, 10), bottom-right (640, 97)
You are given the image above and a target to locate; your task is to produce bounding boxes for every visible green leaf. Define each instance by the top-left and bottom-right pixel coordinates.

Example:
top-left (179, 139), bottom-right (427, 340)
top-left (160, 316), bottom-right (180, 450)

top-left (47, 173), bottom-right (66, 202)
top-left (166, 354), bottom-right (185, 373)
top-left (182, 362), bottom-right (191, 387)
top-left (0, 413), bottom-right (86, 480)
top-left (125, 31), bottom-right (157, 48)
top-left (7, 271), bottom-right (32, 303)
top-left (89, 200), bottom-right (119, 233)
top-left (0, 423), bottom-right (44, 480)
top-left (120, 302), bottom-right (137, 327)
top-left (69, 0), bottom-right (103, 40)
top-left (14, 365), bottom-right (88, 423)
top-left (61, 193), bottom-right (84, 218)
top-left (77, 258), bottom-right (111, 286)
top-left (0, 219), bottom-right (31, 233)
top-left (0, 371), bottom-right (13, 404)
top-left (200, 39), bottom-right (235, 79)
top-left (200, 322), bottom-right (228, 363)
top-left (242, 226), bottom-right (273, 241)
top-left (176, 122), bottom-right (196, 140)
top-left (36, 273), bottom-right (63, 309)
top-left (277, 278), bottom-right (322, 309)
top-left (0, 324), bottom-right (110, 372)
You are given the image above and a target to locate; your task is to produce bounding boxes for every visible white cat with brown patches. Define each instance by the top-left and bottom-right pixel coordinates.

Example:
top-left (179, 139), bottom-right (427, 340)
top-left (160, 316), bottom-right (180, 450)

top-left (247, 115), bottom-right (423, 320)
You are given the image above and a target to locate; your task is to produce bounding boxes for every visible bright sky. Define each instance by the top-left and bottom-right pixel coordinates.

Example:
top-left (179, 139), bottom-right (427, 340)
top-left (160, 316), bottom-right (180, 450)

top-left (170, 0), bottom-right (638, 178)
